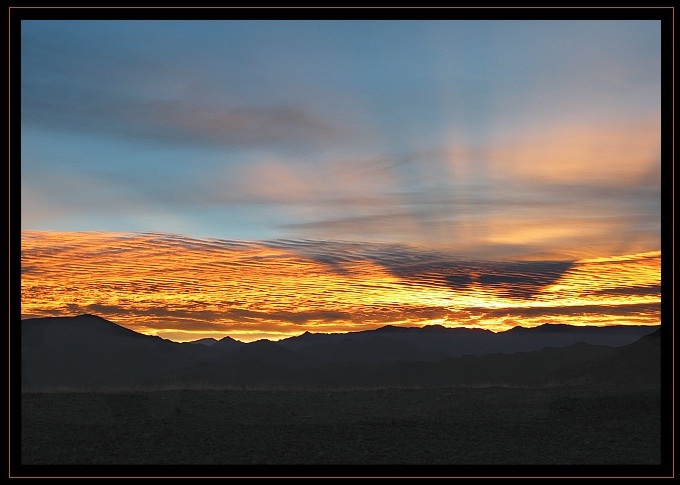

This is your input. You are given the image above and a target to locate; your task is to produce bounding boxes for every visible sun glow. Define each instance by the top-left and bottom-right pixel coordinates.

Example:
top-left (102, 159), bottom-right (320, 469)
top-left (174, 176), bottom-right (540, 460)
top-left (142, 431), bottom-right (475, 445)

top-left (21, 231), bottom-right (660, 342)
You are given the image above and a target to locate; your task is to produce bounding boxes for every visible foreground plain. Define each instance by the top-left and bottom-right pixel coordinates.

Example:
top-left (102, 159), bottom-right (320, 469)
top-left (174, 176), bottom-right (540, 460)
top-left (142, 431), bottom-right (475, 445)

top-left (20, 385), bottom-right (661, 466)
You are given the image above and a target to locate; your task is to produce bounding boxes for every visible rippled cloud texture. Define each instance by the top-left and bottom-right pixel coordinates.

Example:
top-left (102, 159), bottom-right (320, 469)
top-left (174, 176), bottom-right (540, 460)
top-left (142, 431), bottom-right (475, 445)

top-left (21, 232), bottom-right (660, 341)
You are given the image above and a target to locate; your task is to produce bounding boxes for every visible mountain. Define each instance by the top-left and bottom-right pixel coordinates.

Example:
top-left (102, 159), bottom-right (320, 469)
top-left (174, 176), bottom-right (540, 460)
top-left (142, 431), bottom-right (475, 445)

top-left (496, 323), bottom-right (658, 353)
top-left (295, 335), bottom-right (451, 364)
top-left (19, 314), bottom-right (661, 390)
top-left (187, 337), bottom-right (219, 346)
top-left (218, 339), bottom-right (324, 368)
top-left (211, 336), bottom-right (245, 352)
top-left (20, 314), bottom-right (225, 388)
top-left (151, 339), bottom-right (646, 390)
top-left (275, 330), bottom-right (339, 351)
top-left (359, 341), bottom-right (617, 388)
top-left (548, 329), bottom-right (661, 388)
top-left (277, 322), bottom-right (658, 359)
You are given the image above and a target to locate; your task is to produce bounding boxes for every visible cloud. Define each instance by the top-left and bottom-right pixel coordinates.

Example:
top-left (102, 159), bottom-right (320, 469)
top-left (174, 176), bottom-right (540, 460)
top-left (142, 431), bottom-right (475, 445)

top-left (484, 119), bottom-right (660, 184)
top-left (274, 241), bottom-right (577, 299)
top-left (20, 21), bottom-right (660, 258)
top-left (481, 302), bottom-right (661, 319)
top-left (225, 308), bottom-right (352, 325)
top-left (21, 134), bottom-right (660, 259)
top-left (22, 82), bottom-right (350, 149)
top-left (21, 32), bottom-right (357, 150)
top-left (591, 285), bottom-right (661, 298)
top-left (208, 139), bottom-right (659, 257)
top-left (282, 212), bottom-right (424, 237)
top-left (21, 231), bottom-right (661, 341)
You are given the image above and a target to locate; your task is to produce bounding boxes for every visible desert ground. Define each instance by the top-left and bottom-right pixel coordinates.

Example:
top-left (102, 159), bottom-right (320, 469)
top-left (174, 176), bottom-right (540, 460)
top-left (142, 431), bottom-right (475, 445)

top-left (20, 384), bottom-right (661, 467)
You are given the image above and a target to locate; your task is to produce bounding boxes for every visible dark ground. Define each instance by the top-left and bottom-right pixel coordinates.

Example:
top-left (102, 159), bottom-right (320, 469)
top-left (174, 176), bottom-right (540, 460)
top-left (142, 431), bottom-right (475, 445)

top-left (19, 384), bottom-right (662, 468)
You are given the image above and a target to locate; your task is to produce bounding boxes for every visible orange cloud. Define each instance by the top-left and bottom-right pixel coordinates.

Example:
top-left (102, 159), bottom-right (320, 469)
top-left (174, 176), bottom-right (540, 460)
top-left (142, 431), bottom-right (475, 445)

top-left (20, 231), bottom-right (660, 342)
top-left (486, 118), bottom-right (659, 184)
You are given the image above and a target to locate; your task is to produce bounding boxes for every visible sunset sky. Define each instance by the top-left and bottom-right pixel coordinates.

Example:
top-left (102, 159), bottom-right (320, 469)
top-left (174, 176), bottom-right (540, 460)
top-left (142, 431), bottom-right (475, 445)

top-left (20, 18), bottom-right (662, 342)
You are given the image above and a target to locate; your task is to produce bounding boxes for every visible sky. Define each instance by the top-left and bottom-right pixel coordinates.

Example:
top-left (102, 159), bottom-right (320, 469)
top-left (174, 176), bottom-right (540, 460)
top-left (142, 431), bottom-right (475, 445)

top-left (19, 19), bottom-right (662, 342)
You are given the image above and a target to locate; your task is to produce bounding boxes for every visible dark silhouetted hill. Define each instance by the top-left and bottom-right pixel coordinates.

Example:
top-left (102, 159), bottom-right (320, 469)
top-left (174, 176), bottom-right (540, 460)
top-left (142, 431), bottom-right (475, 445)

top-left (20, 314), bottom-right (661, 390)
top-left (20, 315), bottom-right (225, 388)
top-left (218, 339), bottom-right (324, 368)
top-left (548, 329), bottom-right (660, 388)
top-left (151, 341), bottom-right (622, 389)
top-left (211, 336), bottom-right (245, 352)
top-left (278, 322), bottom-right (658, 359)
top-left (295, 335), bottom-right (450, 364)
top-left (188, 337), bottom-right (219, 346)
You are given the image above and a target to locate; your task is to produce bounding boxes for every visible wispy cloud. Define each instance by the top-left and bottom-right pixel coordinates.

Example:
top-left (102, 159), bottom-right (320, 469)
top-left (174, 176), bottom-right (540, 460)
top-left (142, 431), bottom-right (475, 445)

top-left (21, 134), bottom-right (660, 258)
top-left (21, 32), bottom-right (360, 150)
top-left (23, 84), bottom-right (352, 149)
top-left (19, 20), bottom-right (661, 262)
top-left (483, 119), bottom-right (660, 184)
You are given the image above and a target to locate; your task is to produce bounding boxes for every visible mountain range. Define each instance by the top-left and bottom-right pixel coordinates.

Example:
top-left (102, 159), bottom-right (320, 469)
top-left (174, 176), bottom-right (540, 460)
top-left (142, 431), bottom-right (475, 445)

top-left (19, 314), bottom-right (661, 390)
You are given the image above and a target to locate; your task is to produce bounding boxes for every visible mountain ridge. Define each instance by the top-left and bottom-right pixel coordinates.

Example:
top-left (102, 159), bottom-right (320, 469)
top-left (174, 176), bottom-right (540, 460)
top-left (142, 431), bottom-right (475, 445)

top-left (20, 313), bottom-right (658, 344)
top-left (19, 314), bottom-right (661, 389)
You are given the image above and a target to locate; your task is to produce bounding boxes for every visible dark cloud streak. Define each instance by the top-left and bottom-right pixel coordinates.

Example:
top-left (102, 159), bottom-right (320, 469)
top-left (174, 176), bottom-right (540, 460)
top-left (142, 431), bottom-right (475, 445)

top-left (263, 239), bottom-right (576, 299)
top-left (480, 302), bottom-right (660, 319)
top-left (23, 82), bottom-right (349, 149)
top-left (21, 33), bottom-right (353, 150)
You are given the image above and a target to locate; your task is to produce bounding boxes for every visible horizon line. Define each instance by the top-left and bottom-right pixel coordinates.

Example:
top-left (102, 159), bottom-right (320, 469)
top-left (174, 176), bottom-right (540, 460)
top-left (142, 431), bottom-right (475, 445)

top-left (19, 312), bottom-right (662, 345)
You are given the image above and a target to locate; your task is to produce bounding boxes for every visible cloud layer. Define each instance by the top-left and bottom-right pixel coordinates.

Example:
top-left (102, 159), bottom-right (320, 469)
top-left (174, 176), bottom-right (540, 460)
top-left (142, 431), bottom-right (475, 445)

top-left (21, 232), bottom-right (661, 342)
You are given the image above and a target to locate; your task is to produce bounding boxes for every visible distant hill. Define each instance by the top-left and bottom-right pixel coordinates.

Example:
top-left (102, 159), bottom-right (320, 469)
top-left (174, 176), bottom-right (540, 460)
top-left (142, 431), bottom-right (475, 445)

top-left (355, 341), bottom-right (619, 388)
top-left (277, 322), bottom-right (659, 359)
top-left (152, 338), bottom-right (657, 390)
top-left (188, 337), bottom-right (219, 347)
top-left (19, 314), bottom-right (661, 390)
top-left (548, 329), bottom-right (661, 387)
top-left (211, 336), bottom-right (245, 352)
top-left (219, 339), bottom-right (324, 368)
top-left (294, 335), bottom-right (451, 364)
top-left (20, 314), bottom-right (225, 388)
